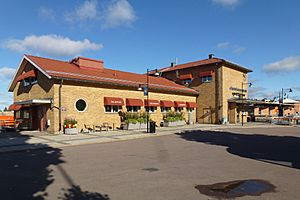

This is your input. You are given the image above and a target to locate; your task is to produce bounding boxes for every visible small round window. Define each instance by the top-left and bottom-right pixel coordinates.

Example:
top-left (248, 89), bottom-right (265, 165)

top-left (75, 99), bottom-right (87, 112)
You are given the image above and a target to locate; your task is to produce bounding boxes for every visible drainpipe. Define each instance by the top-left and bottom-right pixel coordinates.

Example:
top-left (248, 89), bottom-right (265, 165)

top-left (59, 79), bottom-right (63, 133)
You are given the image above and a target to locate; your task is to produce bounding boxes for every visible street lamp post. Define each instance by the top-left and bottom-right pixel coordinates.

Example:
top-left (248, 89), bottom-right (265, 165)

top-left (146, 69), bottom-right (149, 133)
top-left (279, 88), bottom-right (292, 116)
top-left (138, 69), bottom-right (159, 133)
top-left (241, 82), bottom-right (252, 126)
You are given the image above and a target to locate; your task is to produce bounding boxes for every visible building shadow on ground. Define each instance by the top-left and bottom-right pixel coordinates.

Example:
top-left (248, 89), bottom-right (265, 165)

top-left (0, 131), bottom-right (110, 200)
top-left (176, 130), bottom-right (300, 169)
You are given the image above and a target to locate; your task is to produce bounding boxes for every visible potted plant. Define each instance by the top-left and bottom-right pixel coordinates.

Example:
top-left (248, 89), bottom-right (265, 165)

top-left (123, 112), bottom-right (149, 130)
top-left (123, 113), bottom-right (140, 130)
top-left (138, 112), bottom-right (149, 129)
top-left (163, 111), bottom-right (186, 127)
top-left (64, 118), bottom-right (78, 135)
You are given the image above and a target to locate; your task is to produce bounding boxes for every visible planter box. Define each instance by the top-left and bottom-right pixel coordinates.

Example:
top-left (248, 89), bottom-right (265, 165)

top-left (64, 128), bottom-right (78, 135)
top-left (124, 123), bottom-right (140, 130)
top-left (163, 120), bottom-right (186, 127)
top-left (140, 123), bottom-right (150, 129)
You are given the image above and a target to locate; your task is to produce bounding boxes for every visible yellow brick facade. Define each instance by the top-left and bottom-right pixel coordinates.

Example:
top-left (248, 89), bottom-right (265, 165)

top-left (52, 82), bottom-right (197, 133)
top-left (13, 70), bottom-right (197, 134)
top-left (221, 66), bottom-right (248, 123)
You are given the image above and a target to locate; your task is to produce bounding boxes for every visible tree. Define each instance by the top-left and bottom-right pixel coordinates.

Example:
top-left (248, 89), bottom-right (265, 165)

top-left (3, 107), bottom-right (8, 112)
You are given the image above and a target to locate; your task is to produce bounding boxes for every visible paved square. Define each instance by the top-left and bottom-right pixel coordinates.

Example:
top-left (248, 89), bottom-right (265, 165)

top-left (0, 126), bottom-right (299, 199)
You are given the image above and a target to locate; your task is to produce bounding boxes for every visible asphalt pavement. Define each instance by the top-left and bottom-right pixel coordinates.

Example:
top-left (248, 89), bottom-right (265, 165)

top-left (0, 126), bottom-right (299, 200)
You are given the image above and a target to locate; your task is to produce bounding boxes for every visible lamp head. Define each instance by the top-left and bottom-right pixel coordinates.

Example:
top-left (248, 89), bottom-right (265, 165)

top-left (154, 69), bottom-right (160, 76)
top-left (138, 84), bottom-right (143, 91)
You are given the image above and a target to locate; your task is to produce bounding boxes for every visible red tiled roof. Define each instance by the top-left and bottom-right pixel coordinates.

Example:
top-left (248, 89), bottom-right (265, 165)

top-left (150, 58), bottom-right (252, 74)
top-left (24, 55), bottom-right (198, 95)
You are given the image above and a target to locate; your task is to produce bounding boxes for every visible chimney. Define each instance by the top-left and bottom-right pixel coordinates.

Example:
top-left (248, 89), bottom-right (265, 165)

top-left (170, 62), bottom-right (174, 67)
top-left (208, 54), bottom-right (215, 59)
top-left (71, 57), bottom-right (104, 71)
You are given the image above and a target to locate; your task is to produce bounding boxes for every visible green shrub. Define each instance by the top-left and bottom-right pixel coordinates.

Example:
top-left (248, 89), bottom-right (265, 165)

top-left (124, 112), bottom-right (149, 124)
top-left (163, 111), bottom-right (185, 122)
top-left (64, 118), bottom-right (77, 125)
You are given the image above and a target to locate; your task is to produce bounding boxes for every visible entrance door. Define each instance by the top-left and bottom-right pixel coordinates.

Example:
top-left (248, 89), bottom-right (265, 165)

top-left (31, 105), bottom-right (48, 131)
top-left (203, 108), bottom-right (212, 124)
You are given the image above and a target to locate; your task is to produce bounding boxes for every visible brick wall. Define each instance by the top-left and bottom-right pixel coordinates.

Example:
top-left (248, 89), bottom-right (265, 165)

top-left (52, 82), bottom-right (197, 133)
top-left (221, 66), bottom-right (248, 123)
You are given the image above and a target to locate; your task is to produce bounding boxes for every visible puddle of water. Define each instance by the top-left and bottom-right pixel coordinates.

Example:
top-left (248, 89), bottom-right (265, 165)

top-left (142, 167), bottom-right (159, 172)
top-left (195, 179), bottom-right (275, 199)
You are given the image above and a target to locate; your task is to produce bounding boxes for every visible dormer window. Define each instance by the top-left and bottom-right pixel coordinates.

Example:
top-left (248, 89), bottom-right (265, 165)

top-left (29, 77), bottom-right (38, 85)
top-left (17, 70), bottom-right (37, 87)
top-left (179, 74), bottom-right (193, 85)
top-left (199, 70), bottom-right (214, 83)
top-left (201, 75), bottom-right (212, 83)
top-left (23, 78), bottom-right (30, 87)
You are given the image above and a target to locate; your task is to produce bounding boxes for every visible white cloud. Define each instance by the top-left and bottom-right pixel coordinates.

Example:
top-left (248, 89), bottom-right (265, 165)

top-left (216, 42), bottom-right (230, 49)
top-left (0, 67), bottom-right (16, 80)
top-left (0, 91), bottom-right (13, 110)
top-left (4, 34), bottom-right (103, 57)
top-left (216, 42), bottom-right (246, 54)
top-left (212, 0), bottom-right (241, 7)
top-left (65, 0), bottom-right (98, 22)
top-left (248, 87), bottom-right (279, 100)
top-left (263, 55), bottom-right (300, 73)
top-left (38, 7), bottom-right (55, 20)
top-left (103, 0), bottom-right (136, 29)
top-left (0, 68), bottom-right (15, 109)
top-left (294, 87), bottom-right (300, 92)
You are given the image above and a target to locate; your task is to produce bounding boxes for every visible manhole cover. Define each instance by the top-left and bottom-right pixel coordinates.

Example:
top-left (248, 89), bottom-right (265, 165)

top-left (195, 179), bottom-right (275, 198)
top-left (142, 167), bottom-right (159, 172)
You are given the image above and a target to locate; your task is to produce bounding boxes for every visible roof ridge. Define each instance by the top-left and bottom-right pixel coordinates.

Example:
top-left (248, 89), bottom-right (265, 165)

top-left (25, 54), bottom-right (70, 64)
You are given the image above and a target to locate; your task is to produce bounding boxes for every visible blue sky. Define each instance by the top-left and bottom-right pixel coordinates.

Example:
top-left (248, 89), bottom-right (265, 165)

top-left (0, 0), bottom-right (300, 109)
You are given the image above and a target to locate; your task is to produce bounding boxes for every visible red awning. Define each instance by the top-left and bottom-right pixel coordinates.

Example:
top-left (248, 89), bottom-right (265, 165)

top-left (174, 101), bottom-right (186, 107)
top-left (126, 98), bottom-right (143, 106)
top-left (104, 97), bottom-right (124, 106)
top-left (144, 99), bottom-right (160, 107)
top-left (186, 102), bottom-right (197, 108)
top-left (16, 70), bottom-right (36, 82)
top-left (8, 104), bottom-right (22, 111)
top-left (199, 70), bottom-right (214, 77)
top-left (160, 100), bottom-right (174, 107)
top-left (179, 74), bottom-right (193, 80)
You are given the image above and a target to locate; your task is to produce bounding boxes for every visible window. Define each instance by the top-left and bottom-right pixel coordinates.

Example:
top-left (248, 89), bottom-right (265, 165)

top-left (105, 105), bottom-right (122, 113)
top-left (161, 107), bottom-right (171, 113)
top-left (126, 106), bottom-right (141, 112)
top-left (145, 106), bottom-right (157, 113)
top-left (175, 107), bottom-right (184, 112)
top-left (23, 78), bottom-right (30, 87)
top-left (16, 110), bottom-right (30, 119)
top-left (29, 77), bottom-right (38, 85)
top-left (22, 77), bottom-right (37, 86)
top-left (201, 75), bottom-right (212, 83)
top-left (187, 108), bottom-right (195, 113)
top-left (75, 99), bottom-right (87, 112)
top-left (182, 79), bottom-right (192, 85)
